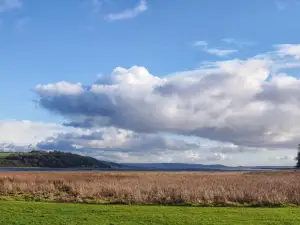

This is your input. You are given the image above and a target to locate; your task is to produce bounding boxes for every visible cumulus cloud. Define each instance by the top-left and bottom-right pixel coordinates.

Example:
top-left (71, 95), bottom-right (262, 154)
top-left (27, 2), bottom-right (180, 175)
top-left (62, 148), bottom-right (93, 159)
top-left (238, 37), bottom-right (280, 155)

top-left (37, 128), bottom-right (180, 153)
top-left (95, 149), bottom-right (232, 164)
top-left (0, 120), bottom-right (241, 163)
top-left (35, 81), bottom-right (83, 96)
top-left (36, 127), bottom-right (238, 163)
top-left (275, 44), bottom-right (300, 59)
top-left (0, 120), bottom-right (68, 152)
top-left (36, 128), bottom-right (194, 155)
top-left (105, 0), bottom-right (147, 21)
top-left (0, 0), bottom-right (22, 13)
top-left (33, 44), bottom-right (300, 153)
top-left (0, 120), bottom-right (293, 165)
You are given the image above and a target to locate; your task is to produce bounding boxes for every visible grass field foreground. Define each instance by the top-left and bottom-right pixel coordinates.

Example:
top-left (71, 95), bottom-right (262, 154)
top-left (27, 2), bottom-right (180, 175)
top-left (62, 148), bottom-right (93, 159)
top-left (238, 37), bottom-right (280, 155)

top-left (1, 200), bottom-right (300, 225)
top-left (1, 171), bottom-right (300, 206)
top-left (0, 152), bottom-right (11, 158)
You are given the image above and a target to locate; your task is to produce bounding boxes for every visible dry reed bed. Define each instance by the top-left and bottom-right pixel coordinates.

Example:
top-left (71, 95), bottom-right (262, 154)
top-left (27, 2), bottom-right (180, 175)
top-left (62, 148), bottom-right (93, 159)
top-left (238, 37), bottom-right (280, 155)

top-left (0, 171), bottom-right (300, 206)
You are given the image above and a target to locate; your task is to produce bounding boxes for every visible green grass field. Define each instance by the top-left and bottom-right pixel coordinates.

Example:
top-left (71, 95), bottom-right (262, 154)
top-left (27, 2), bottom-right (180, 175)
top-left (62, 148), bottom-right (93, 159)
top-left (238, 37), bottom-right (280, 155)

top-left (1, 201), bottom-right (300, 225)
top-left (0, 152), bottom-right (11, 158)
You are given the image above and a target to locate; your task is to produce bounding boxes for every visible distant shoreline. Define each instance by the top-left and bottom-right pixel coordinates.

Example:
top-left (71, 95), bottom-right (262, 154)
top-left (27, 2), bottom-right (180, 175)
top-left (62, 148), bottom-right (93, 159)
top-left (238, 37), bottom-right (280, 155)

top-left (0, 167), bottom-right (296, 172)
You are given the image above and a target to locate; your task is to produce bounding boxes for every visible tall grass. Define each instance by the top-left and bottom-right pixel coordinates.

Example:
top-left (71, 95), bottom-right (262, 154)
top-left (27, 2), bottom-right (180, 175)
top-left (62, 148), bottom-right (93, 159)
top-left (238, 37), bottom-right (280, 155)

top-left (0, 171), bottom-right (300, 206)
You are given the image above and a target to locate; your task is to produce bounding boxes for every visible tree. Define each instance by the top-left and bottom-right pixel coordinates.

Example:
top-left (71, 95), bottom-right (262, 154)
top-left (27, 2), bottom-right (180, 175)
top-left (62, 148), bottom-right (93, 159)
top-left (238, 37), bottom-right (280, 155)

top-left (296, 144), bottom-right (300, 168)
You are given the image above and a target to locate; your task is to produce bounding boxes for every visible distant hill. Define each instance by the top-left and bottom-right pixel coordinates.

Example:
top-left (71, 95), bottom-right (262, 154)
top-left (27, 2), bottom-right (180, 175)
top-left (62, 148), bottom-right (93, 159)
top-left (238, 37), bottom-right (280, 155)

top-left (0, 152), bottom-right (294, 171)
top-left (123, 163), bottom-right (230, 170)
top-left (123, 163), bottom-right (295, 171)
top-left (0, 151), bottom-right (122, 169)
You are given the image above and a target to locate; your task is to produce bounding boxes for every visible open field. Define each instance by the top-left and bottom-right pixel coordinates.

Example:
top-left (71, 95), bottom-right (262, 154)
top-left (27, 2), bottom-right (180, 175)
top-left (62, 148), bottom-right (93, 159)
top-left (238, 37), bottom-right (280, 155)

top-left (1, 171), bottom-right (300, 206)
top-left (0, 152), bottom-right (11, 158)
top-left (2, 200), bottom-right (300, 225)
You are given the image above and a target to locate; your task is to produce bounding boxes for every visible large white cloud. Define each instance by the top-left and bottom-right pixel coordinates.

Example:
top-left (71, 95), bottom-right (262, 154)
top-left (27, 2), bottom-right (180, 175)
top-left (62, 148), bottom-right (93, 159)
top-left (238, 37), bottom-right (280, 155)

top-left (275, 44), bottom-right (300, 59)
top-left (33, 44), bottom-right (300, 152)
top-left (0, 120), bottom-right (238, 164)
top-left (35, 128), bottom-right (296, 165)
top-left (36, 127), bottom-right (242, 163)
top-left (0, 120), bottom-right (295, 165)
top-left (0, 120), bottom-right (67, 152)
top-left (0, 120), bottom-right (265, 164)
top-left (37, 127), bottom-right (200, 153)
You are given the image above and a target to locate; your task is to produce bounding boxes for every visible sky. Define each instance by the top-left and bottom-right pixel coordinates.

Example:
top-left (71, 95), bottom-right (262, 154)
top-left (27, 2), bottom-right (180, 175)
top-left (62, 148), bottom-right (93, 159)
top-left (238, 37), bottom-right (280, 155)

top-left (1, 0), bottom-right (300, 166)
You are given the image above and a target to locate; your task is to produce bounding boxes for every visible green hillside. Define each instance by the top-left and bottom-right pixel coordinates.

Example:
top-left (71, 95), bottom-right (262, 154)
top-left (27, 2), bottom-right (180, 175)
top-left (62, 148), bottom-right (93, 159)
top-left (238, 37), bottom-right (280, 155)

top-left (0, 151), bottom-right (120, 168)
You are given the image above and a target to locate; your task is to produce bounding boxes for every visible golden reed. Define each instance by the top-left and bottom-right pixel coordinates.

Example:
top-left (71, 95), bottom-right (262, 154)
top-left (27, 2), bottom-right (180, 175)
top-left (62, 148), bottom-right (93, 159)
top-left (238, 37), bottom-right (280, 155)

top-left (0, 171), bottom-right (299, 206)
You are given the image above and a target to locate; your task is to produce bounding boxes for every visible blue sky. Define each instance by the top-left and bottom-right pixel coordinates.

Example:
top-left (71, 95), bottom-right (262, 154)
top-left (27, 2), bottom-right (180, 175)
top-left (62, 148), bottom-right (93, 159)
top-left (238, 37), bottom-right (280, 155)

top-left (1, 0), bottom-right (299, 121)
top-left (1, 0), bottom-right (300, 165)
